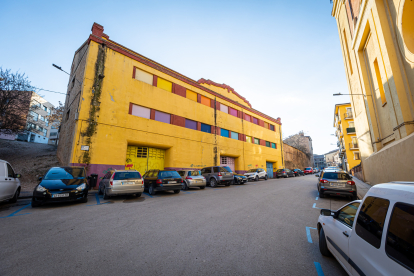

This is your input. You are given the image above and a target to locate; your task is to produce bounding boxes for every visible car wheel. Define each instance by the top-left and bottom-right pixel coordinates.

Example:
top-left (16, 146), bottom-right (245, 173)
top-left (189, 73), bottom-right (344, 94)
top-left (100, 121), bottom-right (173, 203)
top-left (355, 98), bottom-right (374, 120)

top-left (319, 227), bottom-right (332, 257)
top-left (80, 194), bottom-right (88, 203)
top-left (136, 192), bottom-right (142, 197)
top-left (200, 186), bottom-right (205, 189)
top-left (210, 178), bottom-right (217, 188)
top-left (9, 188), bottom-right (20, 203)
top-left (319, 190), bottom-right (325, 198)
top-left (98, 184), bottom-right (103, 195)
top-left (265, 175), bottom-right (268, 181)
top-left (149, 184), bottom-right (156, 195)
top-left (182, 181), bottom-right (188, 190)
top-left (255, 176), bottom-right (259, 182)
top-left (173, 190), bottom-right (180, 194)
top-left (276, 176), bottom-right (279, 179)
top-left (31, 198), bottom-right (41, 207)
top-left (103, 188), bottom-right (110, 200)
top-left (284, 175), bottom-right (288, 178)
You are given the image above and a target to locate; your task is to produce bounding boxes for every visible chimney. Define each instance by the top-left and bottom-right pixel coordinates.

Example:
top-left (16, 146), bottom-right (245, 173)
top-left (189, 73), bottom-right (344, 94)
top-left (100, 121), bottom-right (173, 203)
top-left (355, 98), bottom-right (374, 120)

top-left (91, 23), bottom-right (104, 37)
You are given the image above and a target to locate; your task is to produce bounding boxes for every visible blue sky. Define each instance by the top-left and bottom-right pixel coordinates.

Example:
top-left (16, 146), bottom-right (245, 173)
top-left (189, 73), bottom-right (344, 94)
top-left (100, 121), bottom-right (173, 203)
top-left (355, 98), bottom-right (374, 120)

top-left (1, 0), bottom-right (349, 155)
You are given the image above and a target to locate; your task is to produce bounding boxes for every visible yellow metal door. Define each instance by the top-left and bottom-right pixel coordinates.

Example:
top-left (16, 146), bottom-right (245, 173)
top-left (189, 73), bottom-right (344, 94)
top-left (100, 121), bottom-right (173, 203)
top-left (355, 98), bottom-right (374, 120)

top-left (125, 146), bottom-right (165, 174)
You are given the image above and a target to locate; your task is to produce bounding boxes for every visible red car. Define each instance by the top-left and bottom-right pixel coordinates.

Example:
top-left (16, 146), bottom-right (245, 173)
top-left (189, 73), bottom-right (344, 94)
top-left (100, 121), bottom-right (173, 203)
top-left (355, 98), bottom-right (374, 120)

top-left (303, 167), bottom-right (313, 174)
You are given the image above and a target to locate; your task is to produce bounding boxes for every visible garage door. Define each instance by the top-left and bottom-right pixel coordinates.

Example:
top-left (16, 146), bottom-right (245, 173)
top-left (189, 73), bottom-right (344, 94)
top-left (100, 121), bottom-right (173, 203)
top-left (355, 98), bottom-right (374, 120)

top-left (125, 146), bottom-right (165, 174)
top-left (266, 162), bottom-right (273, 178)
top-left (220, 156), bottom-right (235, 172)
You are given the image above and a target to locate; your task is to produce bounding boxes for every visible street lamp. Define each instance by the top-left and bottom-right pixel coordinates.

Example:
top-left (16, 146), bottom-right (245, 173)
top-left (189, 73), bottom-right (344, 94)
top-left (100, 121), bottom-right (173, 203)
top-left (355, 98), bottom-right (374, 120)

top-left (52, 64), bottom-right (82, 85)
top-left (333, 92), bottom-right (371, 97)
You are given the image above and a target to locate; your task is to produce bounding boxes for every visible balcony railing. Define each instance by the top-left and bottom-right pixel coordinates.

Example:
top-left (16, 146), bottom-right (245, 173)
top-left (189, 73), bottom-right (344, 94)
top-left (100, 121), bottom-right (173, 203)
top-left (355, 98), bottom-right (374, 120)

top-left (346, 127), bottom-right (356, 134)
top-left (349, 143), bottom-right (359, 149)
top-left (344, 112), bottom-right (353, 119)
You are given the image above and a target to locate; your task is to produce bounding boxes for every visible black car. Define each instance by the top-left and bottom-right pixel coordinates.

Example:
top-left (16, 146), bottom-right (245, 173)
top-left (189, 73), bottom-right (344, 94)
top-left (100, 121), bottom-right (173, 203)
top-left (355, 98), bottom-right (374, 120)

top-left (222, 166), bottom-right (247, 185)
top-left (32, 167), bottom-right (89, 207)
top-left (276, 169), bottom-right (295, 178)
top-left (293, 169), bottom-right (305, 176)
top-left (142, 170), bottom-right (183, 195)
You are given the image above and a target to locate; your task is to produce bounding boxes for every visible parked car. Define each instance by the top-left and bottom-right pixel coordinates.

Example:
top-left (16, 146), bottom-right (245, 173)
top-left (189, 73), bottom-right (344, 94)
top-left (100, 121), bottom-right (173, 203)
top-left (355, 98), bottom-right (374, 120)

top-left (244, 168), bottom-right (268, 181)
top-left (177, 170), bottom-right (206, 190)
top-left (317, 182), bottom-right (414, 276)
top-left (142, 170), bottom-right (183, 195)
top-left (303, 167), bottom-right (313, 174)
top-left (222, 166), bottom-right (247, 185)
top-left (98, 170), bottom-right (144, 199)
top-left (313, 168), bottom-right (319, 173)
top-left (316, 170), bottom-right (357, 200)
top-left (201, 166), bottom-right (233, 187)
top-left (0, 159), bottom-right (21, 203)
top-left (293, 169), bottom-right (305, 176)
top-left (276, 169), bottom-right (295, 178)
top-left (32, 166), bottom-right (89, 207)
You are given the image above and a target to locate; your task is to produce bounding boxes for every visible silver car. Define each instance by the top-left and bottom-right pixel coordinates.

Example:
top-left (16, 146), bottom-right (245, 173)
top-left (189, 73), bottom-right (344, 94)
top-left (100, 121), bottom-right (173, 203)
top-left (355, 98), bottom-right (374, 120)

top-left (177, 170), bottom-right (206, 190)
top-left (316, 170), bottom-right (357, 200)
top-left (98, 170), bottom-right (144, 199)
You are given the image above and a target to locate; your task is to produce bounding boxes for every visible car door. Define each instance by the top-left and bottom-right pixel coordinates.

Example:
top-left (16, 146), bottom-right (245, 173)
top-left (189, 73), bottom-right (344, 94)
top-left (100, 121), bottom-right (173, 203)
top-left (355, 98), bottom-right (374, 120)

top-left (3, 163), bottom-right (18, 199)
top-left (201, 167), bottom-right (212, 183)
top-left (324, 202), bottom-right (360, 274)
top-left (0, 162), bottom-right (10, 200)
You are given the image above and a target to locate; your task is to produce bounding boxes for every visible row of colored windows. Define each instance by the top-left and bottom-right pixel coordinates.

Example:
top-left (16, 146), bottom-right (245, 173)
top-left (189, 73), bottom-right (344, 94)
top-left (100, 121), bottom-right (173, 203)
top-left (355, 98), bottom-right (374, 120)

top-left (133, 67), bottom-right (277, 132)
top-left (130, 104), bottom-right (277, 148)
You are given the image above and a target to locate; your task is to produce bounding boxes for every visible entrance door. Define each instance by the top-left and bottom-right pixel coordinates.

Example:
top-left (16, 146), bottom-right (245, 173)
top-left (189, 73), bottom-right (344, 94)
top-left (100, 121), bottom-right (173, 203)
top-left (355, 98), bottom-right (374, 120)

top-left (266, 162), bottom-right (273, 178)
top-left (220, 156), bottom-right (235, 172)
top-left (125, 146), bottom-right (165, 174)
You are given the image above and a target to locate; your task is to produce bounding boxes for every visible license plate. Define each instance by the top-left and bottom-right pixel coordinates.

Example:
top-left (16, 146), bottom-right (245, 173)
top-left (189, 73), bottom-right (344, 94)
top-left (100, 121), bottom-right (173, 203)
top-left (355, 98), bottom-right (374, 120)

top-left (122, 181), bottom-right (134, 185)
top-left (52, 193), bottom-right (69, 198)
top-left (168, 181), bottom-right (176, 184)
top-left (337, 184), bottom-right (345, 187)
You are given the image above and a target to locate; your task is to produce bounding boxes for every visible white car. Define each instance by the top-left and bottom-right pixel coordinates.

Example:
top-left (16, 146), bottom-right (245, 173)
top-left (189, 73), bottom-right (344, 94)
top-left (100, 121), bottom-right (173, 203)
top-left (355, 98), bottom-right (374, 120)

top-left (317, 182), bottom-right (414, 275)
top-left (244, 168), bottom-right (268, 181)
top-left (0, 159), bottom-right (21, 203)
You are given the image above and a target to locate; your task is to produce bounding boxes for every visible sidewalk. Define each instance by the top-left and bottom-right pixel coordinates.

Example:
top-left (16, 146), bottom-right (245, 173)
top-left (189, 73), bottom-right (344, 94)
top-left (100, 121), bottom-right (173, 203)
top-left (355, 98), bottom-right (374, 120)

top-left (353, 177), bottom-right (372, 200)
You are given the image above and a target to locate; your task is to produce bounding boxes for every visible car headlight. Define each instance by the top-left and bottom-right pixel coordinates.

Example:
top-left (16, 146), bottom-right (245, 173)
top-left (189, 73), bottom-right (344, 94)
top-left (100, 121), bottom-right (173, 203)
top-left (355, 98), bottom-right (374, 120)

top-left (36, 185), bottom-right (47, 192)
top-left (76, 183), bottom-right (86, 191)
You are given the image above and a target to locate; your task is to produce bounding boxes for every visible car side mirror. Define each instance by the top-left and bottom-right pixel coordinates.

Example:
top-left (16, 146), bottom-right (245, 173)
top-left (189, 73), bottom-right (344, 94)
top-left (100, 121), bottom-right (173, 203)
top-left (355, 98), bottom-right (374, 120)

top-left (320, 209), bottom-right (332, 216)
top-left (38, 177), bottom-right (43, 181)
top-left (16, 174), bottom-right (22, 178)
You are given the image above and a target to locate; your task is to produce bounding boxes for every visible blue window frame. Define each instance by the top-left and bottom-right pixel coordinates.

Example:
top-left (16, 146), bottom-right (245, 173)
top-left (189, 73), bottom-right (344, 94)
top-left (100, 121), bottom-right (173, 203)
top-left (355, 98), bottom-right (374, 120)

top-left (221, 129), bottom-right (229, 138)
top-left (201, 123), bottom-right (211, 133)
top-left (266, 141), bottom-right (270, 147)
top-left (231, 131), bottom-right (238, 140)
top-left (271, 143), bottom-right (276, 149)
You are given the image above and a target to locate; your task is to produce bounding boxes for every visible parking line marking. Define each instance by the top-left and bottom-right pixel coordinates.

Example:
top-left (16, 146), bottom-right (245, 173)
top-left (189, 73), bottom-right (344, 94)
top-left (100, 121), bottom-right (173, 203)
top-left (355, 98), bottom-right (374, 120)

top-left (183, 191), bottom-right (196, 194)
top-left (87, 194), bottom-right (111, 206)
top-left (315, 196), bottom-right (319, 200)
top-left (313, 203), bottom-right (322, 209)
top-left (0, 203), bottom-right (31, 218)
top-left (306, 226), bottom-right (317, 243)
top-left (314, 262), bottom-right (325, 276)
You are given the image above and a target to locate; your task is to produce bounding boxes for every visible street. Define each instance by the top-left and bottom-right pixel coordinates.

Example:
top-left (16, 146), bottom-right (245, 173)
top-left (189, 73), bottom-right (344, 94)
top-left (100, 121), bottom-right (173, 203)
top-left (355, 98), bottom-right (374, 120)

top-left (0, 175), bottom-right (350, 276)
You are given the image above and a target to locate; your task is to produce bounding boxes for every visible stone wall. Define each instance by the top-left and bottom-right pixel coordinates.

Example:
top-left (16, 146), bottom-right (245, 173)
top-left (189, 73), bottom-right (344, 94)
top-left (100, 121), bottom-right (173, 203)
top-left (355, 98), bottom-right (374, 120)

top-left (283, 143), bottom-right (311, 170)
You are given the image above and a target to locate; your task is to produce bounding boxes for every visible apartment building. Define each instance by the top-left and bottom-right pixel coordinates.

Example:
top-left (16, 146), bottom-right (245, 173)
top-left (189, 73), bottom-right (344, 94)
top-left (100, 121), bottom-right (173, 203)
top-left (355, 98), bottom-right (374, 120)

top-left (57, 23), bottom-right (283, 182)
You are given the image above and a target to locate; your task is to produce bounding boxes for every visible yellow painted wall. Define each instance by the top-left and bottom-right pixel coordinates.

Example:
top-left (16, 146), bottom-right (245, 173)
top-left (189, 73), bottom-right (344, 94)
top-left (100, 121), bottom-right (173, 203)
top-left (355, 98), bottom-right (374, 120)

top-left (72, 41), bottom-right (283, 175)
top-left (199, 83), bottom-right (251, 108)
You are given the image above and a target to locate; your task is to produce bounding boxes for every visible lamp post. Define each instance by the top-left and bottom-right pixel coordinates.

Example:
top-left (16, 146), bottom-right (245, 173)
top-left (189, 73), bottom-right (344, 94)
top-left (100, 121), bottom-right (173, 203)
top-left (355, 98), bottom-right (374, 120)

top-left (333, 92), bottom-right (371, 97)
top-left (52, 64), bottom-right (82, 85)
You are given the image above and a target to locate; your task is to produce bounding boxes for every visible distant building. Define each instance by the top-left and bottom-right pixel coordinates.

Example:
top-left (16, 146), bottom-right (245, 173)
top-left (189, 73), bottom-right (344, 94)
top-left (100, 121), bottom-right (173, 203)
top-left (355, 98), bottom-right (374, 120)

top-left (324, 149), bottom-right (340, 168)
top-left (284, 131), bottom-right (314, 166)
top-left (48, 125), bottom-right (59, 145)
top-left (314, 154), bottom-right (326, 169)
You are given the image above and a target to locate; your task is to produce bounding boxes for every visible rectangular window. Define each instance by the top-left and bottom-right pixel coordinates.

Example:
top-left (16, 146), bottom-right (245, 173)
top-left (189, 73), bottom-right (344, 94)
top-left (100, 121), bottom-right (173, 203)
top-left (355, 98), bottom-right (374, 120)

top-left (185, 119), bottom-right (197, 130)
top-left (154, 111), bottom-right (171, 124)
top-left (373, 59), bottom-right (387, 105)
top-left (385, 202), bottom-right (414, 272)
top-left (270, 125), bottom-right (275, 131)
top-left (43, 129), bottom-right (47, 136)
top-left (244, 114), bottom-right (251, 122)
top-left (246, 136), bottom-right (252, 143)
top-left (229, 107), bottom-right (238, 117)
top-left (220, 104), bottom-right (228, 114)
top-left (271, 143), bottom-right (276, 149)
top-left (254, 138), bottom-right (259, 145)
top-left (266, 141), bottom-right (270, 147)
top-left (131, 104), bottom-right (151, 119)
top-left (356, 196), bottom-right (390, 249)
top-left (201, 123), bottom-right (211, 133)
top-left (45, 118), bottom-right (49, 127)
top-left (186, 90), bottom-right (198, 102)
top-left (157, 78), bottom-right (172, 92)
top-left (30, 111), bottom-right (38, 121)
top-left (253, 117), bottom-right (258, 125)
top-left (349, 121), bottom-right (355, 128)
top-left (39, 115), bottom-right (45, 121)
top-left (221, 129), bottom-right (229, 138)
top-left (134, 68), bottom-right (153, 85)
top-left (38, 126), bottom-right (43, 132)
top-left (200, 95), bottom-right (210, 107)
top-left (231, 131), bottom-right (238, 140)
top-left (264, 122), bottom-right (269, 129)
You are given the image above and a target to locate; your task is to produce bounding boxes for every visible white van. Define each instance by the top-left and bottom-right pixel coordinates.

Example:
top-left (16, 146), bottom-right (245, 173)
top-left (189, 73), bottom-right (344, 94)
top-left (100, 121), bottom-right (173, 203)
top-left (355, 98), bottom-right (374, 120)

top-left (0, 159), bottom-right (21, 203)
top-left (317, 182), bottom-right (414, 275)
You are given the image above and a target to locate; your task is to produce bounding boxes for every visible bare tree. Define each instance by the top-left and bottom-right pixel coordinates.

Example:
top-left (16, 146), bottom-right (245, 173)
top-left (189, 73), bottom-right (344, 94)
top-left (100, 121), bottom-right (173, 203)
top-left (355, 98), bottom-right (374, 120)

top-left (283, 130), bottom-right (311, 158)
top-left (46, 101), bottom-right (64, 128)
top-left (0, 68), bottom-right (35, 134)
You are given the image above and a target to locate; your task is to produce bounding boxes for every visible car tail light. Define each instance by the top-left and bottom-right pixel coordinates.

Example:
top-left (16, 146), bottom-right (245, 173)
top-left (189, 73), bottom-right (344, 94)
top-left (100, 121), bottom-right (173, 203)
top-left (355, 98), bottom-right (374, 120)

top-left (347, 181), bottom-right (355, 185)
top-left (156, 179), bottom-right (162, 184)
top-left (218, 173), bottom-right (222, 177)
top-left (110, 173), bottom-right (114, 186)
top-left (320, 179), bottom-right (328, 183)
top-left (181, 179), bottom-right (183, 183)
top-left (186, 177), bottom-right (192, 180)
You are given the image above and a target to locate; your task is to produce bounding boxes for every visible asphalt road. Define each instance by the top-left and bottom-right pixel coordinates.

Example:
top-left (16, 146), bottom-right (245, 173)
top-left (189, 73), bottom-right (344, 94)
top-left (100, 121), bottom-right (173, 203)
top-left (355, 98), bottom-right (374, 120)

top-left (0, 174), bottom-right (351, 276)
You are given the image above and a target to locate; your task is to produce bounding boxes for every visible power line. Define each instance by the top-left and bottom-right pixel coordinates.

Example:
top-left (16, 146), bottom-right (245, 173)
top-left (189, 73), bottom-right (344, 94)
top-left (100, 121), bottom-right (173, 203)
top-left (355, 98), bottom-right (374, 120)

top-left (34, 87), bottom-right (68, 95)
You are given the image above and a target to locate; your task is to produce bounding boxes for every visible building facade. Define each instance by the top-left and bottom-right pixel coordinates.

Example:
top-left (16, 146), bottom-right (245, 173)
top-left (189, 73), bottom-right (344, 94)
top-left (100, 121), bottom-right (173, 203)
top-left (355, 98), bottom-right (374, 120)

top-left (334, 103), bottom-right (361, 171)
top-left (283, 132), bottom-right (314, 165)
top-left (283, 143), bottom-right (311, 170)
top-left (57, 23), bottom-right (284, 183)
top-left (331, 0), bottom-right (414, 183)
top-left (314, 154), bottom-right (326, 169)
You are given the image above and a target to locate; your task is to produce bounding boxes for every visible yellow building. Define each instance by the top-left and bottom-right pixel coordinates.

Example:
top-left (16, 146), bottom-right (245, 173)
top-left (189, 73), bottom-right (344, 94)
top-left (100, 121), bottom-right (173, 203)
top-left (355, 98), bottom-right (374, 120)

top-left (331, 0), bottom-right (414, 183)
top-left (334, 103), bottom-right (361, 171)
top-left (57, 23), bottom-right (283, 184)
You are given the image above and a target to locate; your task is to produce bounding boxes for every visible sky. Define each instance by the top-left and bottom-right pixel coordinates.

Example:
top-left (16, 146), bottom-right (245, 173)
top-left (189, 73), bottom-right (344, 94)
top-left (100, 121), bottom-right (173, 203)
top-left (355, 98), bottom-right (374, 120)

top-left (0, 0), bottom-right (349, 155)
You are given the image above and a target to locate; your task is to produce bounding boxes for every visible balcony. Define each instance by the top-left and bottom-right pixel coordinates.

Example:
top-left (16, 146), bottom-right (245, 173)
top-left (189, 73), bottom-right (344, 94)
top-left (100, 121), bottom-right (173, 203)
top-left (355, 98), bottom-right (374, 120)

top-left (349, 143), bottom-right (359, 149)
top-left (354, 153), bottom-right (361, 160)
top-left (346, 127), bottom-right (356, 134)
top-left (344, 112), bottom-right (353, 119)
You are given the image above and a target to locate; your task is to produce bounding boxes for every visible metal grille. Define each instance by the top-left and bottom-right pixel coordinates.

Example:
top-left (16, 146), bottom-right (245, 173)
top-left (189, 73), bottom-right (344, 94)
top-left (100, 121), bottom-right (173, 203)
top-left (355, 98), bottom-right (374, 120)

top-left (149, 148), bottom-right (164, 159)
top-left (137, 147), bottom-right (148, 158)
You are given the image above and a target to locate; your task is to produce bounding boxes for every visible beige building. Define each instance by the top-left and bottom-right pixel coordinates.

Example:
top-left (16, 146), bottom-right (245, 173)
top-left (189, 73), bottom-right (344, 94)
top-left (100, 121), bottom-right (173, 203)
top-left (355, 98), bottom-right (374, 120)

top-left (331, 0), bottom-right (414, 184)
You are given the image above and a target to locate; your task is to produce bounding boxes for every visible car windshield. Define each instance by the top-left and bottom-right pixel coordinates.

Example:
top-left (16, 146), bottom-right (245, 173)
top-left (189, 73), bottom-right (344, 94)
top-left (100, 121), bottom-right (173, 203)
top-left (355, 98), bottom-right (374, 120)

top-left (188, 171), bottom-right (201, 176)
top-left (223, 166), bottom-right (233, 173)
top-left (113, 171), bottom-right (141, 180)
top-left (248, 169), bottom-right (257, 172)
top-left (322, 172), bottom-right (352, 180)
top-left (159, 171), bottom-right (181, 178)
top-left (44, 167), bottom-right (86, 180)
